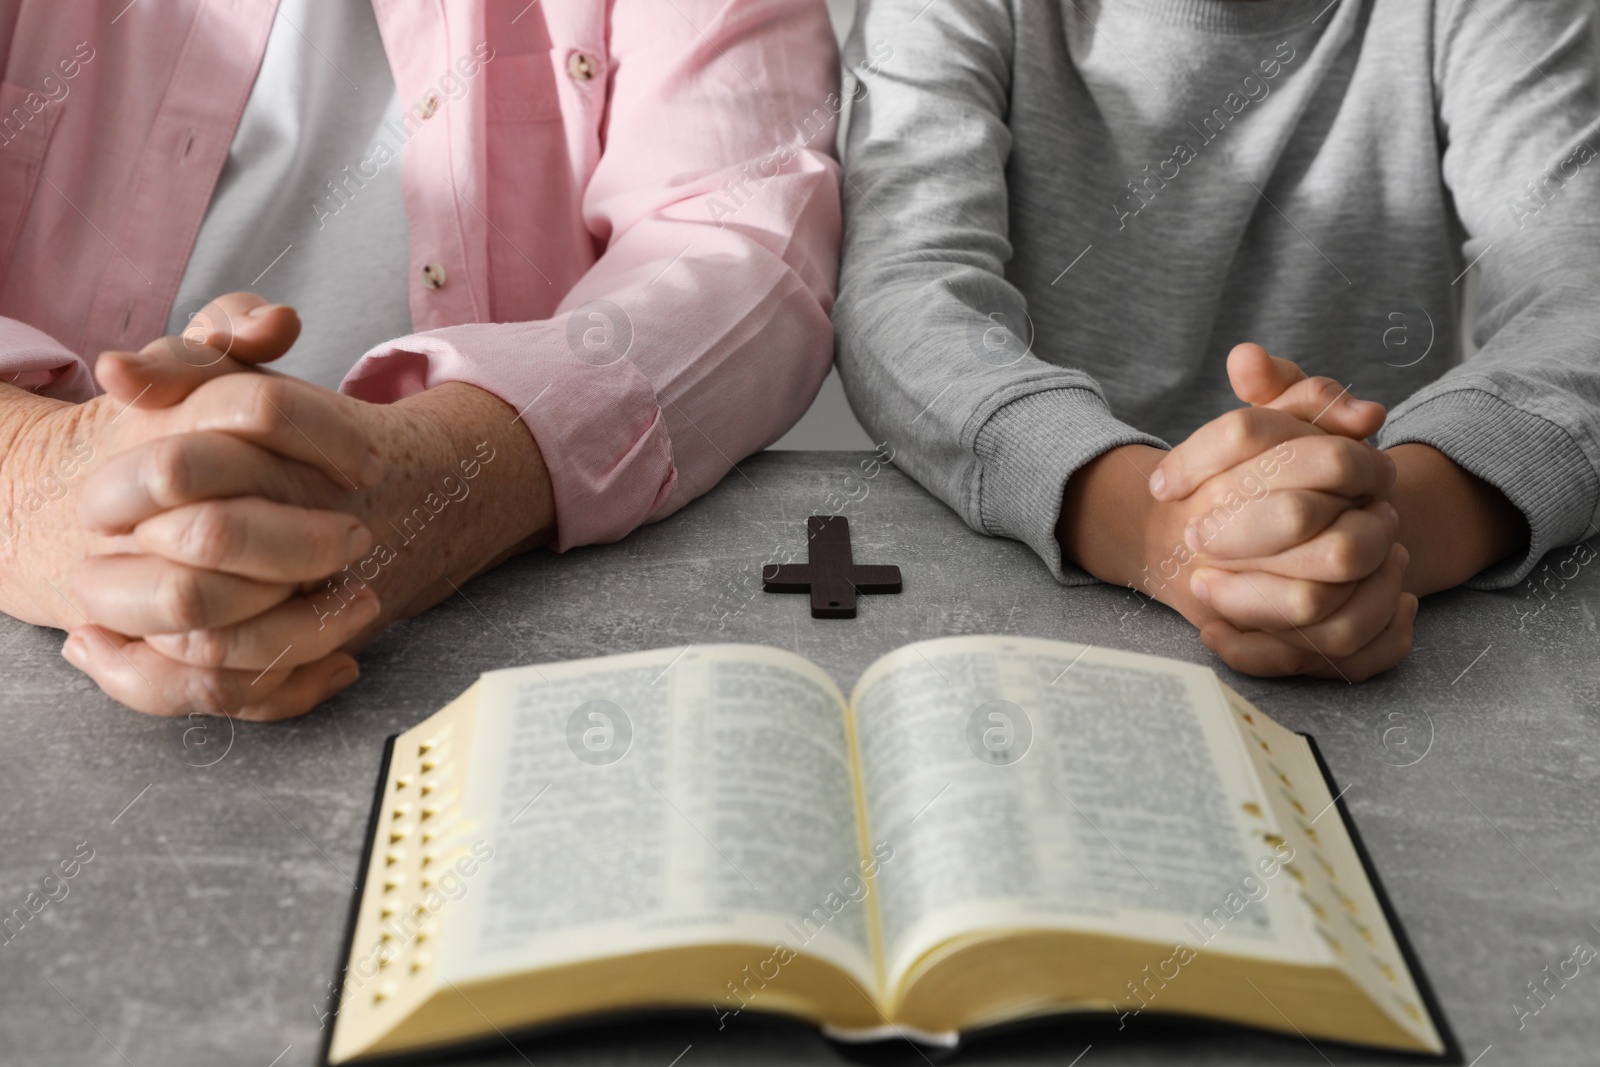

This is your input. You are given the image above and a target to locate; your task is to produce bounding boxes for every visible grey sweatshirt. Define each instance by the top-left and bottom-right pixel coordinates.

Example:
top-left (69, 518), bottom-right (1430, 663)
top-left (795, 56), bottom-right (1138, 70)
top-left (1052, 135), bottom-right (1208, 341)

top-left (834, 0), bottom-right (1600, 589)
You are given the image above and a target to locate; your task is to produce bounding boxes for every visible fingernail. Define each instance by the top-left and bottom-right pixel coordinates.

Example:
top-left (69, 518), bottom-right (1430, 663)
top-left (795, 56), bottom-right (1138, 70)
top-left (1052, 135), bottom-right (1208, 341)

top-left (1184, 522), bottom-right (1203, 554)
top-left (1395, 544), bottom-right (1411, 570)
top-left (1148, 469), bottom-right (1167, 498)
top-left (355, 591), bottom-right (383, 620)
top-left (1199, 628), bottom-right (1215, 650)
top-left (61, 634), bottom-right (87, 666)
top-left (1406, 596), bottom-right (1420, 622)
top-left (1383, 452), bottom-right (1398, 487)
top-left (1381, 501), bottom-right (1399, 523)
top-left (247, 303), bottom-right (289, 318)
top-left (1191, 574), bottom-right (1210, 603)
top-left (344, 523), bottom-right (372, 561)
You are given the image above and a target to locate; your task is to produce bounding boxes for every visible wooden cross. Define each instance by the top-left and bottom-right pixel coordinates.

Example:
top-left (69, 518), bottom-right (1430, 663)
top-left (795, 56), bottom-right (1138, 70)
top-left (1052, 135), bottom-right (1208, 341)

top-left (762, 515), bottom-right (902, 619)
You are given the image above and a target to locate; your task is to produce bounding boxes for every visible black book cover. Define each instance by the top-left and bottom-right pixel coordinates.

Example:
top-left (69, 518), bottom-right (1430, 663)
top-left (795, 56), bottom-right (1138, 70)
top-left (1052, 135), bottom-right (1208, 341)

top-left (318, 734), bottom-right (395, 1067)
top-left (1297, 733), bottom-right (1462, 1064)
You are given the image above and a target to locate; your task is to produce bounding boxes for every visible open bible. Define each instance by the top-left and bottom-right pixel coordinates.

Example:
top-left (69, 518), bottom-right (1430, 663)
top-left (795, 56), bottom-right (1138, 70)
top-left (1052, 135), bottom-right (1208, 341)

top-left (321, 636), bottom-right (1454, 1064)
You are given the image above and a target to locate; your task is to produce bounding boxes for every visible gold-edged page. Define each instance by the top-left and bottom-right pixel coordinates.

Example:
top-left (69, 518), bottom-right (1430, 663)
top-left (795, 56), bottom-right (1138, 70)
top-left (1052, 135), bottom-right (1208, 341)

top-left (437, 644), bottom-right (879, 998)
top-left (1220, 686), bottom-right (1444, 1053)
top-left (846, 635), bottom-right (1321, 996)
top-left (328, 686), bottom-right (485, 1065)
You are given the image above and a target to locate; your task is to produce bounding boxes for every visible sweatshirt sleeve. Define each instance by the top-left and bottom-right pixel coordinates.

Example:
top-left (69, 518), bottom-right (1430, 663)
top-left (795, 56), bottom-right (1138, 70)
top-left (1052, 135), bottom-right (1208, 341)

top-left (833, 0), bottom-right (1163, 585)
top-left (1376, 0), bottom-right (1600, 588)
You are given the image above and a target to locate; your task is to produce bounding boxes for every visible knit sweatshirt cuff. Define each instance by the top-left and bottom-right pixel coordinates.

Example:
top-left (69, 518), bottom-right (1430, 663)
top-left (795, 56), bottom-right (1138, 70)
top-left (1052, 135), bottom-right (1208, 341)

top-left (973, 387), bottom-right (1168, 585)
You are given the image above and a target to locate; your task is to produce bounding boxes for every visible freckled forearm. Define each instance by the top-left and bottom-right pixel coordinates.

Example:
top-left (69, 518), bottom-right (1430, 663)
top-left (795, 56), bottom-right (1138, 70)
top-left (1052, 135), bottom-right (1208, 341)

top-left (0, 388), bottom-right (109, 625)
top-left (0, 385), bottom-right (70, 486)
top-left (339, 382), bottom-right (555, 619)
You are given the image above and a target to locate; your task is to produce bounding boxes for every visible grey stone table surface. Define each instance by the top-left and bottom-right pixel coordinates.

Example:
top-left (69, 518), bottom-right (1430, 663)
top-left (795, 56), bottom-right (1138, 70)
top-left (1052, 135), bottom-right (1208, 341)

top-left (2, 450), bottom-right (1597, 1067)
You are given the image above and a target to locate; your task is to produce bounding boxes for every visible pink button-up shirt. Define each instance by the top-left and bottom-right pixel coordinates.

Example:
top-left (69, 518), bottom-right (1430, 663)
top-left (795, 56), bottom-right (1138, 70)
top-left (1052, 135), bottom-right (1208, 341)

top-left (0, 0), bottom-right (841, 549)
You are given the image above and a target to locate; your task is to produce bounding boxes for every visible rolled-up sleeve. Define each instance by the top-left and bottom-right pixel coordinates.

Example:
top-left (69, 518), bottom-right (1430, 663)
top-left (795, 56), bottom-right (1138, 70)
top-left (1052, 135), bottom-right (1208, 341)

top-left (0, 318), bottom-right (95, 401)
top-left (343, 0), bottom-right (842, 551)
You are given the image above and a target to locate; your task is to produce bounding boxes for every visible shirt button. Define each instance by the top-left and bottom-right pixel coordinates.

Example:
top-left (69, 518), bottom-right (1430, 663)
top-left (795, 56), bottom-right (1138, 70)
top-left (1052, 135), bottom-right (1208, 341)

top-left (567, 51), bottom-right (598, 82)
top-left (418, 91), bottom-right (440, 119)
top-left (422, 263), bottom-right (447, 289)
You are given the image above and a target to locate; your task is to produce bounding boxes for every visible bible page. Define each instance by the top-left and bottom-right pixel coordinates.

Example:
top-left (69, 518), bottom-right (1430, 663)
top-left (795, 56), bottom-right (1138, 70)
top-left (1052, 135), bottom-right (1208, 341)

top-left (1223, 687), bottom-right (1443, 1052)
top-left (439, 645), bottom-right (878, 994)
top-left (847, 636), bottom-right (1322, 988)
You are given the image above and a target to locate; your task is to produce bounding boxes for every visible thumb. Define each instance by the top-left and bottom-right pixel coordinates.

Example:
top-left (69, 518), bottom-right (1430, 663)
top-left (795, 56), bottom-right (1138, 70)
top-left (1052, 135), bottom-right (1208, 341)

top-left (1227, 342), bottom-right (1305, 405)
top-left (1262, 375), bottom-right (1387, 440)
top-left (95, 294), bottom-right (300, 409)
top-left (183, 292), bottom-right (301, 365)
top-left (1227, 342), bottom-right (1385, 441)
